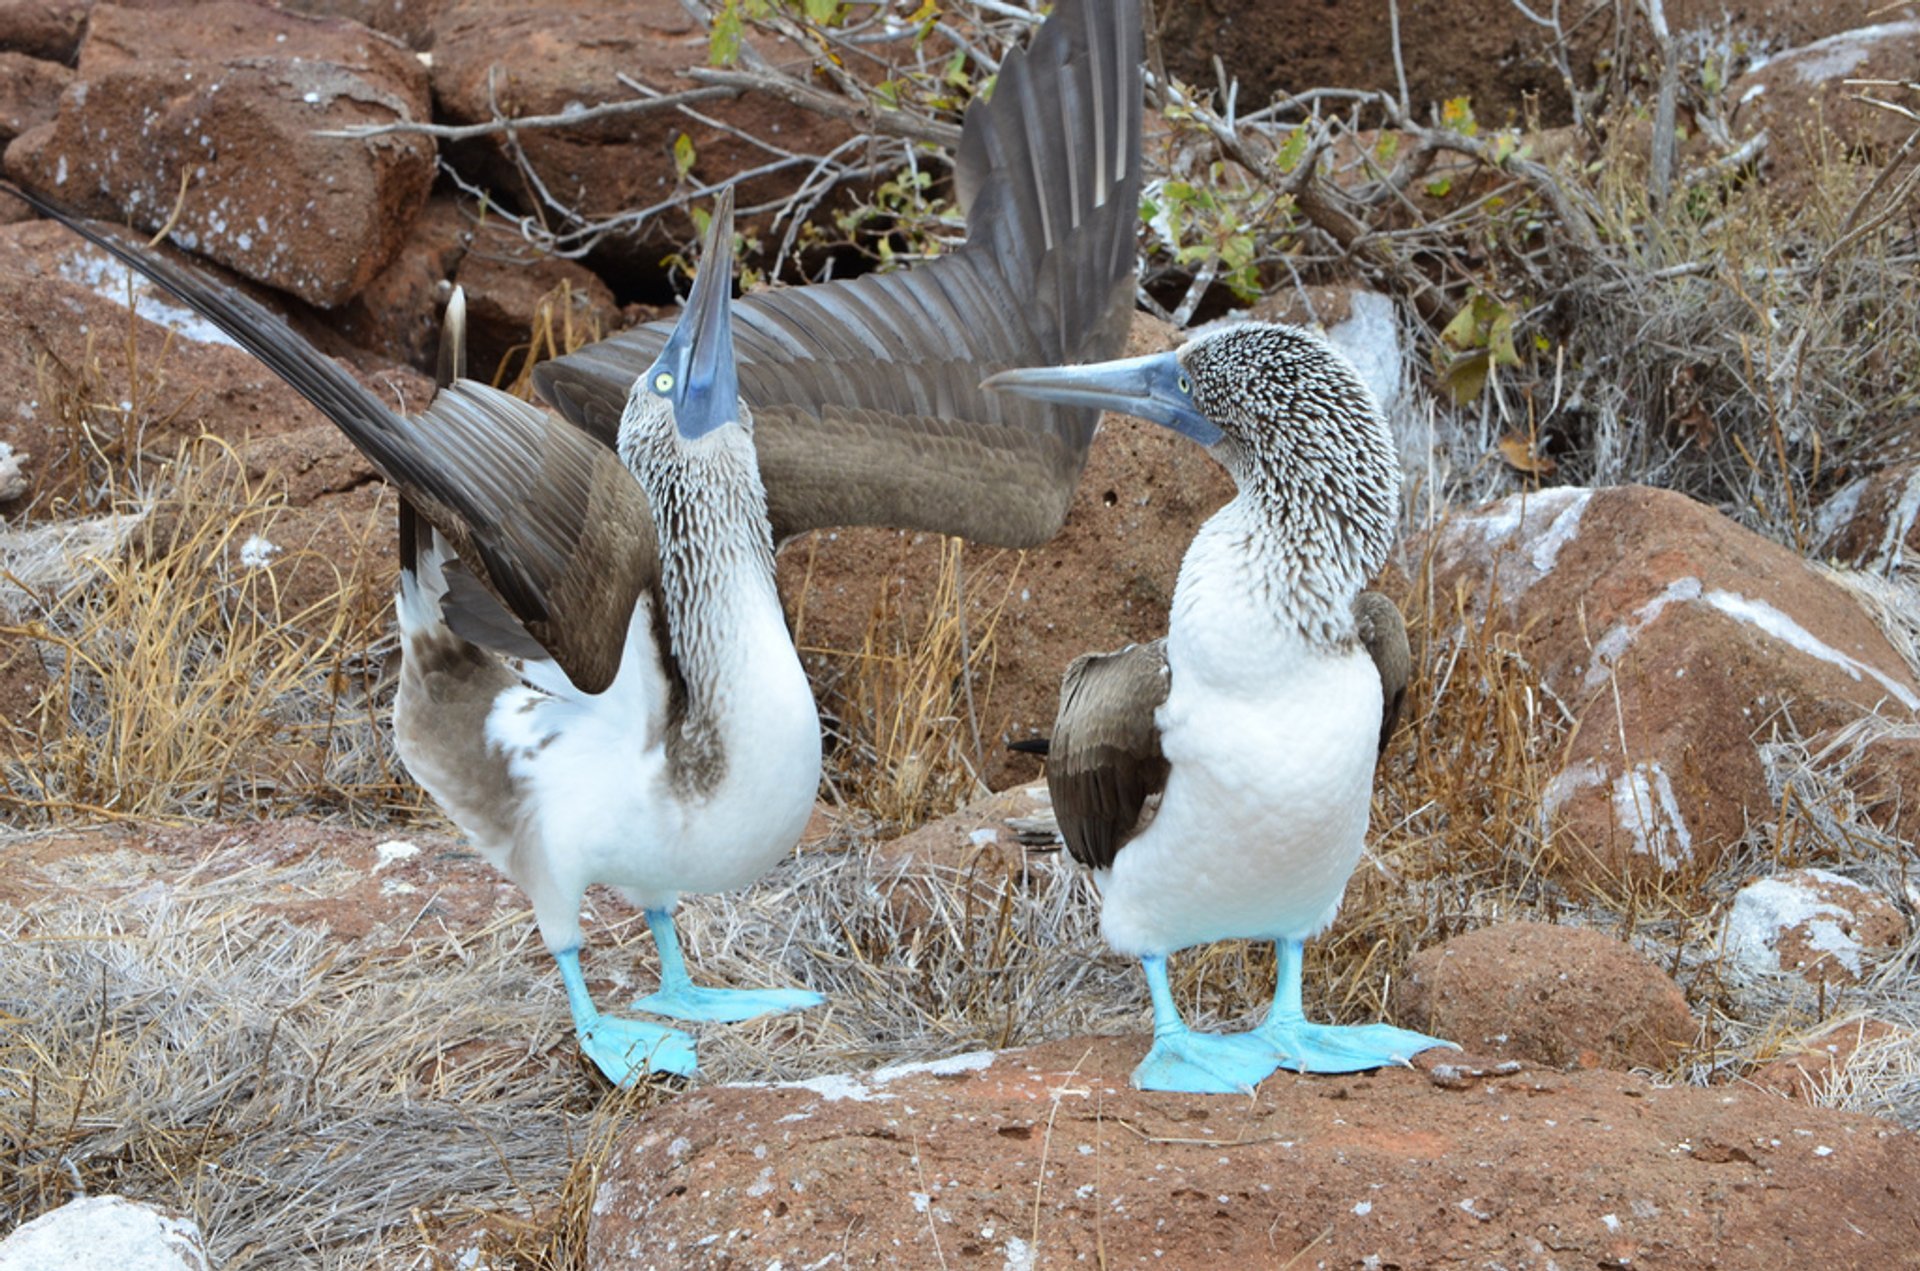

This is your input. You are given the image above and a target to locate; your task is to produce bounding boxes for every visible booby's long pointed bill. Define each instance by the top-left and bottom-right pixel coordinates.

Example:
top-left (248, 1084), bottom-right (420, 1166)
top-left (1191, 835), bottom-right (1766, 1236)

top-left (651, 186), bottom-right (740, 440)
top-left (983, 351), bottom-right (1222, 447)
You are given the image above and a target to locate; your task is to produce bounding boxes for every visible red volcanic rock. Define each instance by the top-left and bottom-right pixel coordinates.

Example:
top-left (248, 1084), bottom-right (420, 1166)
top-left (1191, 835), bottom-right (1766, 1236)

top-left (588, 1034), bottom-right (1920, 1270)
top-left (450, 228), bottom-right (621, 385)
top-left (1724, 868), bottom-right (1910, 988)
top-left (427, 0), bottom-right (857, 263)
top-left (1728, 21), bottom-right (1920, 201)
top-left (0, 50), bottom-right (68, 145)
top-left (5, 3), bottom-right (436, 307)
top-left (1393, 921), bottom-right (1699, 1072)
top-left (0, 0), bottom-right (87, 62)
top-left (1748, 1016), bottom-right (1917, 1103)
top-left (1416, 485), bottom-right (1920, 884)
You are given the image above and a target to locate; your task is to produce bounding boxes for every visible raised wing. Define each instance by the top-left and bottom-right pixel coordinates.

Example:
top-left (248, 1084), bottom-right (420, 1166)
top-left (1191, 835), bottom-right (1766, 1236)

top-left (535, 0), bottom-right (1144, 547)
top-left (1046, 640), bottom-right (1170, 871)
top-left (16, 191), bottom-right (656, 694)
top-left (1354, 590), bottom-right (1411, 755)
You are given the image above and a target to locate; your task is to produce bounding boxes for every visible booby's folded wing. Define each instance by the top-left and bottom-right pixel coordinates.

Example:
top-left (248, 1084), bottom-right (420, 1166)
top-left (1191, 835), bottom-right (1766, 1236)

top-left (535, 0), bottom-right (1144, 548)
top-left (1045, 640), bottom-right (1170, 871)
top-left (13, 190), bottom-right (657, 694)
top-left (1354, 590), bottom-right (1411, 755)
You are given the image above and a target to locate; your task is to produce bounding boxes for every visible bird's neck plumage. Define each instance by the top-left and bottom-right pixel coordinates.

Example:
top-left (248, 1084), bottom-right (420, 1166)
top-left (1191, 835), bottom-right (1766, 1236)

top-left (622, 414), bottom-right (786, 789)
top-left (1205, 401), bottom-right (1399, 651)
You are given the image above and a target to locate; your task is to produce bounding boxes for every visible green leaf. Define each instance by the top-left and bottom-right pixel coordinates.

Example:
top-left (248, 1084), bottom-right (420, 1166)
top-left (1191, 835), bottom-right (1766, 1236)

top-left (710, 2), bottom-right (743, 66)
top-left (673, 132), bottom-right (697, 180)
top-left (1439, 350), bottom-right (1491, 403)
top-left (1275, 127), bottom-right (1308, 174)
top-left (1424, 176), bottom-right (1453, 198)
top-left (803, 0), bottom-right (839, 23)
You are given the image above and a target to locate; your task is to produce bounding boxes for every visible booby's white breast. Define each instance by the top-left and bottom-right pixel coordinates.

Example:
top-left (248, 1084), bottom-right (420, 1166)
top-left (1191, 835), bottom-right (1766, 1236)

top-left (486, 581), bottom-right (820, 914)
top-left (1095, 507), bottom-right (1383, 956)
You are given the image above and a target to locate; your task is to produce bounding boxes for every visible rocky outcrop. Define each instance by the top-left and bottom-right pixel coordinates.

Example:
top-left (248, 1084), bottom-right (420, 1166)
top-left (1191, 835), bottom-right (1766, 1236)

top-left (0, 1195), bottom-right (212, 1271)
top-left (1417, 485), bottom-right (1920, 884)
top-left (1393, 921), bottom-right (1699, 1071)
top-left (5, 2), bottom-right (437, 307)
top-left (588, 1035), bottom-right (1920, 1270)
top-left (1723, 868), bottom-right (1910, 987)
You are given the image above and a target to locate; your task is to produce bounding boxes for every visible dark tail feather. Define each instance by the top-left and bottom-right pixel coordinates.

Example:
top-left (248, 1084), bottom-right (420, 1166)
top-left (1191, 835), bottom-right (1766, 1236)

top-left (1008, 737), bottom-right (1051, 757)
top-left (400, 287), bottom-right (468, 581)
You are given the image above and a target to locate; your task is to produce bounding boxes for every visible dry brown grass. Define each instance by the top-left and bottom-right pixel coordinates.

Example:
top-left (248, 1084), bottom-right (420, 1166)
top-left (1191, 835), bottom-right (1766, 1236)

top-left (1, 431), bottom-right (412, 826)
top-left (793, 535), bottom-right (1023, 831)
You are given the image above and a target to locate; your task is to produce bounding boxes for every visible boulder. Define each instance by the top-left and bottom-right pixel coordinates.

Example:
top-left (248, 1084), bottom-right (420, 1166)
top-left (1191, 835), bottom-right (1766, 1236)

top-left (0, 1195), bottom-right (212, 1271)
top-left (427, 0), bottom-right (857, 270)
top-left (777, 313), bottom-right (1231, 792)
top-left (0, 0), bottom-right (86, 62)
top-left (1723, 868), bottom-right (1910, 987)
top-left (5, 2), bottom-right (437, 307)
top-left (1417, 485), bottom-right (1920, 883)
top-left (588, 1034), bottom-right (1920, 1270)
top-left (450, 227), bottom-right (622, 385)
top-left (0, 218), bottom-right (430, 508)
top-left (0, 49), bottom-right (68, 145)
top-left (1728, 21), bottom-right (1920, 202)
top-left (1392, 921), bottom-right (1698, 1071)
top-left (868, 783), bottom-right (1054, 928)
top-left (326, 195), bottom-right (474, 372)
top-left (1815, 462), bottom-right (1920, 571)
top-left (1156, 0), bottom-right (1894, 131)
top-left (279, 0), bottom-right (447, 48)
top-left (1748, 1016), bottom-right (1916, 1103)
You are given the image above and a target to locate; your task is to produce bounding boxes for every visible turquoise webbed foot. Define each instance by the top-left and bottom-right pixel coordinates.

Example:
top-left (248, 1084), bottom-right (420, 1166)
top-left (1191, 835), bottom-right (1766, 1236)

top-left (577, 1012), bottom-right (699, 1083)
top-left (1254, 938), bottom-right (1457, 1074)
top-left (1131, 954), bottom-right (1281, 1094)
top-left (1134, 1025), bottom-right (1281, 1094)
top-left (630, 908), bottom-right (825, 1023)
top-left (1255, 1018), bottom-right (1456, 1073)
top-left (633, 983), bottom-right (825, 1023)
top-left (555, 944), bottom-right (698, 1084)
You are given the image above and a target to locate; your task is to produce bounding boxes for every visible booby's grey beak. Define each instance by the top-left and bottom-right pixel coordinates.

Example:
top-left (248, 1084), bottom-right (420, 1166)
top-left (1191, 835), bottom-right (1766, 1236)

top-left (647, 185), bottom-right (740, 440)
top-left (983, 350), bottom-right (1223, 447)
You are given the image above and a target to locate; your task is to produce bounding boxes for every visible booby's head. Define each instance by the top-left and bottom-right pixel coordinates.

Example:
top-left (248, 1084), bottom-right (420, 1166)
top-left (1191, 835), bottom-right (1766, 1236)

top-left (626, 185), bottom-right (744, 451)
top-left (984, 323), bottom-right (1402, 617)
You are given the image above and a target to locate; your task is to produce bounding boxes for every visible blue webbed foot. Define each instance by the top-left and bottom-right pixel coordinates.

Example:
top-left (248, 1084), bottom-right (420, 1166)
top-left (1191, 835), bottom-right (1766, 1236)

top-left (578, 1013), bottom-right (699, 1084)
top-left (633, 907), bottom-right (825, 1023)
top-left (1254, 938), bottom-right (1456, 1074)
top-left (1131, 953), bottom-right (1281, 1094)
top-left (1254, 1018), bottom-right (1456, 1074)
top-left (632, 983), bottom-right (825, 1023)
top-left (1133, 1027), bottom-right (1280, 1094)
top-left (554, 943), bottom-right (698, 1085)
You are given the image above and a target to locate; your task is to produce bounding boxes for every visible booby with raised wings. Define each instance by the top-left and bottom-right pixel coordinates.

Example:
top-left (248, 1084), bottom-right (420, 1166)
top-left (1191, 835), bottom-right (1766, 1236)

top-left (9, 0), bottom-right (1144, 1083)
top-left (987, 324), bottom-right (1453, 1094)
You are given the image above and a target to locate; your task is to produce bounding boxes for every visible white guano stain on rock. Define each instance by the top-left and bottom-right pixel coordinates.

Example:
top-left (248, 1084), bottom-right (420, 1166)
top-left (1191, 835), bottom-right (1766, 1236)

top-left (1444, 487), bottom-right (1593, 599)
top-left (1583, 576), bottom-right (1703, 689)
top-left (1703, 589), bottom-right (1920, 710)
top-left (1779, 21), bottom-right (1920, 86)
top-left (1725, 870), bottom-right (1873, 979)
top-left (1611, 761), bottom-right (1693, 870)
top-left (756, 1050), bottom-right (997, 1104)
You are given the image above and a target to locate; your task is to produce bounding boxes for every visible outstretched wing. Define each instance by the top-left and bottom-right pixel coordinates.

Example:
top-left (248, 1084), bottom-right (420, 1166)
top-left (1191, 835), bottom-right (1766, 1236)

top-left (16, 191), bottom-right (656, 694)
top-left (535, 0), bottom-right (1144, 547)
top-left (1045, 640), bottom-right (1170, 871)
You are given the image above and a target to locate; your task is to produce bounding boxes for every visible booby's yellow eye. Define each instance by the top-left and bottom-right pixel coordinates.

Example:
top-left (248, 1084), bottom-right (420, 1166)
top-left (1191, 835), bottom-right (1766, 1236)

top-left (1177, 373), bottom-right (1192, 394)
top-left (653, 371), bottom-right (674, 393)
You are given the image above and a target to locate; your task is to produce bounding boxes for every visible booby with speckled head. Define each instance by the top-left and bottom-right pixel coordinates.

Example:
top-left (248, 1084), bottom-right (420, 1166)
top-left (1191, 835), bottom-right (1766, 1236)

top-left (986, 324), bottom-right (1455, 1094)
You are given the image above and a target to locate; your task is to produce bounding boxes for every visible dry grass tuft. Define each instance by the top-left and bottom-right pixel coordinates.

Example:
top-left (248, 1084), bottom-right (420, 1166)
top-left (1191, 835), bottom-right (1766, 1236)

top-left (1, 433), bottom-right (410, 825)
top-left (794, 536), bottom-right (1021, 831)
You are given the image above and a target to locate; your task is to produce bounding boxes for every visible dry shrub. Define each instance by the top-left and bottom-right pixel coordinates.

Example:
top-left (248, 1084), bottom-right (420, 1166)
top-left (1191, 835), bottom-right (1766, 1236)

top-left (0, 433), bottom-right (410, 825)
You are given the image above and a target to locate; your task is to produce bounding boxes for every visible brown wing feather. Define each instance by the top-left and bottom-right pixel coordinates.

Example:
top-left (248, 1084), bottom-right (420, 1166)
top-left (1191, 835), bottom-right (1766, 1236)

top-left (533, 0), bottom-right (1143, 547)
top-left (1046, 641), bottom-right (1170, 871)
top-left (10, 189), bottom-right (657, 694)
top-left (1354, 590), bottom-right (1412, 755)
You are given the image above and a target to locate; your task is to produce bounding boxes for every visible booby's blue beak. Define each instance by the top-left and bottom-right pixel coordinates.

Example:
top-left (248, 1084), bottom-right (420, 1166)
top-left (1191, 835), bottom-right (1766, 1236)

top-left (983, 350), bottom-right (1223, 447)
top-left (645, 185), bottom-right (740, 440)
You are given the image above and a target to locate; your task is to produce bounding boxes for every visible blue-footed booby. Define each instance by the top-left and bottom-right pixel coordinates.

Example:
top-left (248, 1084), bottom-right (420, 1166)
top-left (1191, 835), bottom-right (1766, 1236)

top-left (9, 0), bottom-right (1144, 1084)
top-left (986, 324), bottom-right (1453, 1094)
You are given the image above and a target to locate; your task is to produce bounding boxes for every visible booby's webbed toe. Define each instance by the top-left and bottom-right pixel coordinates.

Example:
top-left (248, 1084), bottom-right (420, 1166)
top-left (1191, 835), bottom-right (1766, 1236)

top-left (577, 1014), bottom-right (699, 1084)
top-left (633, 984), bottom-right (825, 1024)
top-left (1254, 1018), bottom-right (1457, 1074)
top-left (1133, 1027), bottom-right (1280, 1094)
